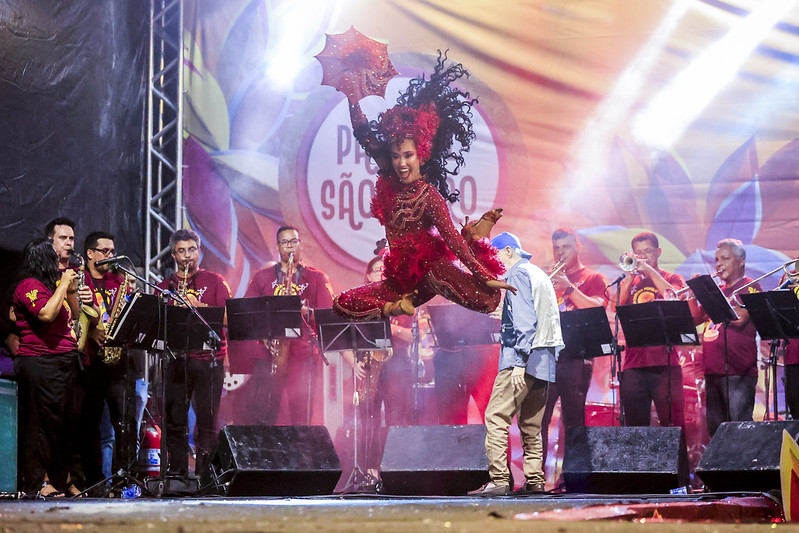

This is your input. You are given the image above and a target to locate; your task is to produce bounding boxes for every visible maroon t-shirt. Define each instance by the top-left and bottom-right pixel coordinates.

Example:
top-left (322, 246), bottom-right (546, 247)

top-left (558, 267), bottom-right (608, 359)
top-left (13, 278), bottom-right (77, 356)
top-left (245, 263), bottom-right (334, 360)
top-left (622, 270), bottom-right (685, 369)
top-left (701, 277), bottom-right (762, 377)
top-left (157, 268), bottom-right (231, 359)
top-left (558, 267), bottom-right (608, 311)
top-left (786, 338), bottom-right (799, 366)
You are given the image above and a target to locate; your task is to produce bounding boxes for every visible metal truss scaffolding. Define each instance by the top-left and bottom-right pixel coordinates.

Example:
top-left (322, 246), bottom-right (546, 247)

top-left (146, 0), bottom-right (184, 284)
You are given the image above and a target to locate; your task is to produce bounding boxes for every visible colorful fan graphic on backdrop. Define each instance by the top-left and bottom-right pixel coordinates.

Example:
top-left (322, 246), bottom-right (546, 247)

top-left (181, 0), bottom-right (799, 489)
top-left (315, 26), bottom-right (399, 103)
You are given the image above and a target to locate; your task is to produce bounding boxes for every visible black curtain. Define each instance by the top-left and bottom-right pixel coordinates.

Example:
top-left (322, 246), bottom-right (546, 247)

top-left (0, 0), bottom-right (148, 330)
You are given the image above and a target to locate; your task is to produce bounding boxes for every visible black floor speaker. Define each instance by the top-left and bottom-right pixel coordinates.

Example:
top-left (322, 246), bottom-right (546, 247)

top-left (696, 420), bottom-right (799, 492)
top-left (562, 426), bottom-right (688, 494)
top-left (201, 425), bottom-right (341, 496)
top-left (379, 425), bottom-right (489, 495)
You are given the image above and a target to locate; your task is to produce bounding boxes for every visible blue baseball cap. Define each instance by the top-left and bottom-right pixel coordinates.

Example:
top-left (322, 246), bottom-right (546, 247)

top-left (491, 232), bottom-right (532, 260)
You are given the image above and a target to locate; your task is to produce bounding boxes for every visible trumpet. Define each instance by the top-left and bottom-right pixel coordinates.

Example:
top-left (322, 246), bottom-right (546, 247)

top-left (547, 260), bottom-right (567, 279)
top-left (619, 252), bottom-right (638, 272)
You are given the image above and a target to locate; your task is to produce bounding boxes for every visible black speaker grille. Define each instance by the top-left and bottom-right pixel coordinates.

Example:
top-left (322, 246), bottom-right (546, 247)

top-left (696, 420), bottom-right (799, 492)
top-left (380, 425), bottom-right (489, 495)
top-left (202, 425), bottom-right (341, 496)
top-left (562, 426), bottom-right (688, 494)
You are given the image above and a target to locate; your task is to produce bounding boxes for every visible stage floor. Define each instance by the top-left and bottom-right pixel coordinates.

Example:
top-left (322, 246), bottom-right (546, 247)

top-left (0, 492), bottom-right (790, 532)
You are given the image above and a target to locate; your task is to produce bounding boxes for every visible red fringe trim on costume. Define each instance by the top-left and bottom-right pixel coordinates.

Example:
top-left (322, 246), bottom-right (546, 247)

top-left (383, 232), bottom-right (455, 293)
top-left (370, 174), bottom-right (399, 225)
top-left (469, 238), bottom-right (506, 278)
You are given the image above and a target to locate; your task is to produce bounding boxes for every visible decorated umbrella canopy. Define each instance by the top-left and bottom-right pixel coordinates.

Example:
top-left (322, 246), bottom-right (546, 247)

top-left (315, 26), bottom-right (399, 103)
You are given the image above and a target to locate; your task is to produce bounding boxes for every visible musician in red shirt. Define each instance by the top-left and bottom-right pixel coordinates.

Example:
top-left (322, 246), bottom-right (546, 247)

top-left (242, 226), bottom-right (334, 426)
top-left (157, 229), bottom-right (231, 477)
top-left (616, 232), bottom-right (686, 428)
top-left (12, 237), bottom-right (94, 496)
top-left (691, 239), bottom-right (761, 437)
top-left (542, 228), bottom-right (608, 466)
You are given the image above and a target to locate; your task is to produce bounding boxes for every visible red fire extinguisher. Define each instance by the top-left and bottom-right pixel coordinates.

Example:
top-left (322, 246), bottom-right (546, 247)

top-left (138, 424), bottom-right (161, 478)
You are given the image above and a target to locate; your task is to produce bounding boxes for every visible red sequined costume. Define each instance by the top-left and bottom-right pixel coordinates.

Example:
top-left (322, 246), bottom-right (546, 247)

top-left (334, 102), bottom-right (504, 320)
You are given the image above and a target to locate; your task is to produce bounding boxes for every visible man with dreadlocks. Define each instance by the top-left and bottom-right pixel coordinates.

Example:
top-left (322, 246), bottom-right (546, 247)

top-left (333, 54), bottom-right (514, 320)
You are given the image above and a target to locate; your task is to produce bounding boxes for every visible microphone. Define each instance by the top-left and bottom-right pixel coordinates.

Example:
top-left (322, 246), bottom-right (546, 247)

top-left (777, 278), bottom-right (794, 290)
top-left (95, 255), bottom-right (128, 267)
top-left (607, 273), bottom-right (626, 287)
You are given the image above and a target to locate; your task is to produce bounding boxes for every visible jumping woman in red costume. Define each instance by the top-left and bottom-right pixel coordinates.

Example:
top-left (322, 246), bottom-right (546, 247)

top-left (334, 53), bottom-right (514, 320)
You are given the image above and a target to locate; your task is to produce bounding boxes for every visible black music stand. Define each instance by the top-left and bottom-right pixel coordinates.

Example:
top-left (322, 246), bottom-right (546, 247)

top-left (314, 309), bottom-right (392, 493)
top-left (145, 301), bottom-right (225, 497)
top-left (106, 293), bottom-right (161, 350)
top-left (559, 306), bottom-right (614, 360)
top-left (78, 293), bottom-right (165, 498)
top-left (165, 306), bottom-right (225, 355)
top-left (740, 290), bottom-right (799, 419)
top-left (224, 295), bottom-right (313, 432)
top-left (427, 304), bottom-right (500, 348)
top-left (616, 300), bottom-right (699, 426)
top-left (687, 275), bottom-right (739, 325)
top-left (314, 308), bottom-right (392, 353)
top-left (617, 300), bottom-right (699, 348)
top-left (226, 295), bottom-right (302, 342)
top-left (688, 274), bottom-right (740, 422)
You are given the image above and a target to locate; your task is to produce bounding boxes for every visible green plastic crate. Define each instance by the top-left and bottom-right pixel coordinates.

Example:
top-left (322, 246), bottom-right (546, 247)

top-left (0, 379), bottom-right (17, 493)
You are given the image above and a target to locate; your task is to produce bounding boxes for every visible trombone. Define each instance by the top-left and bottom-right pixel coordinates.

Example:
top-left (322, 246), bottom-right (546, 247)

top-left (671, 272), bottom-right (720, 300)
top-left (731, 257), bottom-right (799, 305)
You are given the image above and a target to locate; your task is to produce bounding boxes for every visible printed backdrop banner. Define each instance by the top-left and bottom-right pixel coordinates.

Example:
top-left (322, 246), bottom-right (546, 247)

top-left (185, 0), bottom-right (799, 480)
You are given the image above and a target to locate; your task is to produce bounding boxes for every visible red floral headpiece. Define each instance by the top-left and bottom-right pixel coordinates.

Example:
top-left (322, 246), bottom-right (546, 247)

top-left (378, 104), bottom-right (439, 163)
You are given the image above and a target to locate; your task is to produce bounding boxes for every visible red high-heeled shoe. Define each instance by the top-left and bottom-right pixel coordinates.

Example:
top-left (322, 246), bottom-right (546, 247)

top-left (461, 208), bottom-right (503, 242)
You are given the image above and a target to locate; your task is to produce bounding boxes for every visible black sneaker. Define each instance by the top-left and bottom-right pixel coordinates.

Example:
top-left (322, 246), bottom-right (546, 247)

top-left (513, 481), bottom-right (546, 495)
top-left (467, 481), bottom-right (510, 496)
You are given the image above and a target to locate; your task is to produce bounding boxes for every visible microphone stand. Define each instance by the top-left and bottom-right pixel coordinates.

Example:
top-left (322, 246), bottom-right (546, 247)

top-left (75, 262), bottom-right (149, 498)
top-left (607, 274), bottom-right (626, 426)
top-left (410, 312), bottom-right (421, 425)
top-left (303, 308), bottom-right (330, 426)
top-left (114, 262), bottom-right (218, 496)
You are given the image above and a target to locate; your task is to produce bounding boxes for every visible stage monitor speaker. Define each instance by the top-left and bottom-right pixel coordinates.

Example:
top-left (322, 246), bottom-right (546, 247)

top-left (202, 425), bottom-right (341, 496)
top-left (696, 420), bottom-right (799, 492)
top-left (562, 426), bottom-right (688, 494)
top-left (379, 425), bottom-right (489, 496)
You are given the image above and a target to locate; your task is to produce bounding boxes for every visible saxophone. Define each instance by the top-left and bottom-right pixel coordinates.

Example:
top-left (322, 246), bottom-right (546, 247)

top-left (177, 261), bottom-right (190, 298)
top-left (99, 274), bottom-right (131, 365)
top-left (269, 253), bottom-right (294, 375)
top-left (353, 348), bottom-right (393, 405)
top-left (72, 253), bottom-right (99, 351)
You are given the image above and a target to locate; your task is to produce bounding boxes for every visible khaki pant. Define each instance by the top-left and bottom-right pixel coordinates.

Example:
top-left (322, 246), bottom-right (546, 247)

top-left (484, 369), bottom-right (548, 485)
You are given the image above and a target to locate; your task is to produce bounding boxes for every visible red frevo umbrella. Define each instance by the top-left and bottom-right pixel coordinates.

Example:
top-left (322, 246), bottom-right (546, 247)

top-left (315, 26), bottom-right (399, 104)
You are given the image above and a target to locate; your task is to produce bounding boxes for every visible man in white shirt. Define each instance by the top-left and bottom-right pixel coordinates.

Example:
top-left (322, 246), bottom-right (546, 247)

top-left (469, 232), bottom-right (563, 496)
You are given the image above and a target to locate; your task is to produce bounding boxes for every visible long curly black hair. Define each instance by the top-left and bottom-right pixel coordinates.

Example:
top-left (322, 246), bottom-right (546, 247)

top-left (21, 237), bottom-right (60, 292)
top-left (395, 51), bottom-right (477, 202)
top-left (359, 51), bottom-right (477, 203)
